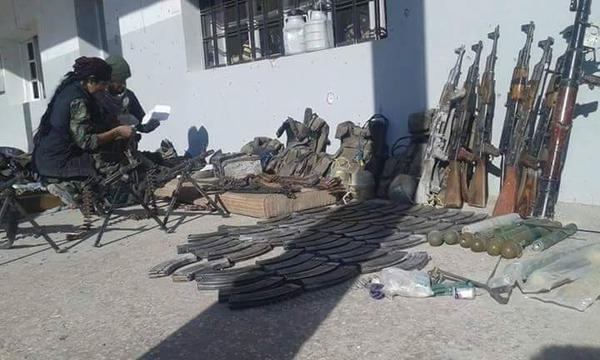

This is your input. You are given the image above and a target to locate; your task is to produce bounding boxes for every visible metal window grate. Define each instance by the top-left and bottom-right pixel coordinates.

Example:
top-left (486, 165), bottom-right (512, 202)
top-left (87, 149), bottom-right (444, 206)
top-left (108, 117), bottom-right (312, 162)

top-left (24, 37), bottom-right (44, 100)
top-left (200, 0), bottom-right (387, 69)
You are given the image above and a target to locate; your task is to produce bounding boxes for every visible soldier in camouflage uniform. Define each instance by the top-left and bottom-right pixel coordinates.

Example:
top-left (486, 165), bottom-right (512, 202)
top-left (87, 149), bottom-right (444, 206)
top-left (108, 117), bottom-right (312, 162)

top-left (33, 57), bottom-right (137, 206)
top-left (94, 55), bottom-right (166, 167)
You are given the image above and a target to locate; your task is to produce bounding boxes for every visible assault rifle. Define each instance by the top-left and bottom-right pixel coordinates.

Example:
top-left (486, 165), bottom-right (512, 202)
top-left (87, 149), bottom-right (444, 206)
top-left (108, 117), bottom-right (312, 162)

top-left (466, 26), bottom-right (501, 208)
top-left (415, 46), bottom-right (466, 204)
top-left (499, 22), bottom-right (535, 180)
top-left (445, 42), bottom-right (483, 208)
top-left (494, 37), bottom-right (554, 216)
top-left (516, 55), bottom-right (565, 217)
top-left (534, 0), bottom-right (600, 218)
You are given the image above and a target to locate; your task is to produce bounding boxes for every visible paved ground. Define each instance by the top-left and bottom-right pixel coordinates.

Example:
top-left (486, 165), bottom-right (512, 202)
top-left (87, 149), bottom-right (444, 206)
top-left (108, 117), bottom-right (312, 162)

top-left (0, 205), bottom-right (599, 360)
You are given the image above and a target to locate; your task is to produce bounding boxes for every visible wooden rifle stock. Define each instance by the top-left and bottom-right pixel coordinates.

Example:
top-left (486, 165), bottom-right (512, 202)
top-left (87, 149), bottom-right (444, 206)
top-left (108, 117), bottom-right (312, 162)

top-left (493, 166), bottom-right (519, 216)
top-left (516, 167), bottom-right (538, 217)
top-left (467, 158), bottom-right (488, 208)
top-left (444, 160), bottom-right (463, 208)
top-left (445, 148), bottom-right (476, 208)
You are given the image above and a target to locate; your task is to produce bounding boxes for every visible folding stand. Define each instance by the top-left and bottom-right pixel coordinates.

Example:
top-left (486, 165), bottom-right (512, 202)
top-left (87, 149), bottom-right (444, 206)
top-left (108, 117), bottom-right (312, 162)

top-left (0, 186), bottom-right (64, 252)
top-left (163, 169), bottom-right (230, 230)
top-left (94, 178), bottom-right (168, 248)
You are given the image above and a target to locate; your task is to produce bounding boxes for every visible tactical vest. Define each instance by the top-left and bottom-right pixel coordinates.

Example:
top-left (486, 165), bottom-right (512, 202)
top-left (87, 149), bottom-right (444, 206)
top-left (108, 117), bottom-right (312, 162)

top-left (34, 82), bottom-right (100, 178)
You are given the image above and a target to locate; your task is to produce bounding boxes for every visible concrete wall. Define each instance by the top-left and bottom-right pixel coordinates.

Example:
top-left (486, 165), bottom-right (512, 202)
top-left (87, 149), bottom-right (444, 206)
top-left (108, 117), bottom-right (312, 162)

top-left (1, 0), bottom-right (599, 206)
top-left (0, 39), bottom-right (29, 150)
top-left (101, 0), bottom-right (425, 152)
top-left (0, 0), bottom-right (106, 151)
top-left (103, 0), bottom-right (600, 205)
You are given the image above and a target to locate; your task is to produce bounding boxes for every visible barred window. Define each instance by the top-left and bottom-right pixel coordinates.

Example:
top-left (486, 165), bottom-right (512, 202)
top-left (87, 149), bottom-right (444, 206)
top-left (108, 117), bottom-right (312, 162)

top-left (23, 37), bottom-right (44, 101)
top-left (200, 0), bottom-right (387, 69)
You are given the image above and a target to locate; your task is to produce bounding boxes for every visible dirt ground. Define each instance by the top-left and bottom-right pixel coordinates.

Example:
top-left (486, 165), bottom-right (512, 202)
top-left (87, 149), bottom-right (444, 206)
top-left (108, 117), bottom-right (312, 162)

top-left (0, 206), bottom-right (599, 360)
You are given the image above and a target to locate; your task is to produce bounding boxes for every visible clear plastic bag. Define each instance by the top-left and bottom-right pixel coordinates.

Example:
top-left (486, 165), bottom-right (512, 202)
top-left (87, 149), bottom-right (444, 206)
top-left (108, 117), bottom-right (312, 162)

top-left (380, 268), bottom-right (434, 298)
top-left (489, 243), bottom-right (600, 311)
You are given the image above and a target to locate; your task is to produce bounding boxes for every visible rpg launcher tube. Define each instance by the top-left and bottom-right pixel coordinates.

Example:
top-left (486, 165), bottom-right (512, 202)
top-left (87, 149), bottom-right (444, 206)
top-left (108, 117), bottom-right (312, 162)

top-left (486, 224), bottom-right (532, 256)
top-left (531, 223), bottom-right (578, 252)
top-left (461, 213), bottom-right (523, 247)
top-left (462, 213), bottom-right (523, 234)
top-left (500, 226), bottom-right (553, 259)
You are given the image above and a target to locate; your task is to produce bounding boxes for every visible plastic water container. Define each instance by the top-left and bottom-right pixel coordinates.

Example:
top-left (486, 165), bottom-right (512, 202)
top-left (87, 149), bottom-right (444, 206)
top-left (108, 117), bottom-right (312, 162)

top-left (304, 10), bottom-right (333, 52)
top-left (283, 11), bottom-right (306, 55)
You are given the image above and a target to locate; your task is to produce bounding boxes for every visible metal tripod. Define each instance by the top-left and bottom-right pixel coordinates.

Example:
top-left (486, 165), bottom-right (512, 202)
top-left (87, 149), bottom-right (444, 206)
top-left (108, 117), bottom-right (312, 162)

top-left (0, 187), bottom-right (64, 252)
top-left (94, 179), bottom-right (168, 248)
top-left (163, 169), bottom-right (230, 230)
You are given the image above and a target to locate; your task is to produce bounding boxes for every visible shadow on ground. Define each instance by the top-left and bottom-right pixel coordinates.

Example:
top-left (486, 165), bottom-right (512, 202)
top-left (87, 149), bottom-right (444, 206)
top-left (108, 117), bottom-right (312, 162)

top-left (138, 1), bottom-right (427, 359)
top-left (532, 345), bottom-right (600, 360)
top-left (141, 283), bottom-right (353, 360)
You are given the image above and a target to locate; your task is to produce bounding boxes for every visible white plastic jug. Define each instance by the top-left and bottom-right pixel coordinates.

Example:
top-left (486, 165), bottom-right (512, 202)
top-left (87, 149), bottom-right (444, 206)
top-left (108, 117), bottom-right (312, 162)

top-left (283, 12), bottom-right (306, 55)
top-left (304, 10), bottom-right (333, 52)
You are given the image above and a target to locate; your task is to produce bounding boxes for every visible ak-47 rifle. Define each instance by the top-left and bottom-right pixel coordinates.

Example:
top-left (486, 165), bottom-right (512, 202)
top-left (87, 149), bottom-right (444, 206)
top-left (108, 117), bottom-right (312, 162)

top-left (414, 46), bottom-right (466, 205)
top-left (499, 22), bottom-right (535, 180)
top-left (516, 55), bottom-right (565, 217)
top-left (534, 0), bottom-right (600, 218)
top-left (466, 26), bottom-right (501, 208)
top-left (444, 42), bottom-right (483, 208)
top-left (494, 37), bottom-right (554, 216)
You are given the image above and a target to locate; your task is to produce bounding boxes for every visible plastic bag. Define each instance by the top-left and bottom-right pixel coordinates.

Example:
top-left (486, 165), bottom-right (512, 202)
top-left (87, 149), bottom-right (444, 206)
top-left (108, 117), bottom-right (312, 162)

top-left (380, 268), bottom-right (434, 298)
top-left (489, 243), bottom-right (600, 311)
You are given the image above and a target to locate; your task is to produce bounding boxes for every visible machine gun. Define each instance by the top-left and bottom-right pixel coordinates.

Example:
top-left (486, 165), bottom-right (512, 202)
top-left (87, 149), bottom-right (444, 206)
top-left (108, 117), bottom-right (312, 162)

top-left (534, 0), bottom-right (600, 218)
top-left (494, 37), bottom-right (554, 216)
top-left (415, 46), bottom-right (466, 205)
top-left (0, 176), bottom-right (63, 251)
top-left (466, 26), bottom-right (501, 208)
top-left (499, 22), bottom-right (536, 180)
top-left (445, 41), bottom-right (483, 208)
top-left (81, 156), bottom-right (170, 247)
top-left (157, 150), bottom-right (230, 227)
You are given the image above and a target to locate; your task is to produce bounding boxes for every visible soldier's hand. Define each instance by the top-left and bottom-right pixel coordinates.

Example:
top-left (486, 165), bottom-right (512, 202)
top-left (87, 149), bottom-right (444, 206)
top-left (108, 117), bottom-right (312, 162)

top-left (141, 118), bottom-right (160, 133)
top-left (114, 125), bottom-right (136, 139)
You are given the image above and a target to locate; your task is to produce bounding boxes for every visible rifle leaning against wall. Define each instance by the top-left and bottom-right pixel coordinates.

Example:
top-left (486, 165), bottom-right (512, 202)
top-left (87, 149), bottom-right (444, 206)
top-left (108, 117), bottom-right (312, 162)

top-left (494, 37), bottom-right (554, 216)
top-left (498, 22), bottom-right (536, 181)
top-left (533, 0), bottom-right (600, 218)
top-left (444, 42), bottom-right (483, 208)
top-left (414, 46), bottom-right (466, 205)
top-left (466, 26), bottom-right (501, 208)
top-left (516, 55), bottom-right (565, 217)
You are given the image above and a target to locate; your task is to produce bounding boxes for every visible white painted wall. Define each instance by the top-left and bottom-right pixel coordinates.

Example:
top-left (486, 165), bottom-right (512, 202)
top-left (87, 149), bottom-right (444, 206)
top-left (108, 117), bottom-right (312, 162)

top-left (0, 0), bottom-right (106, 151)
top-left (1, 0), bottom-right (599, 206)
top-left (101, 0), bottom-right (426, 153)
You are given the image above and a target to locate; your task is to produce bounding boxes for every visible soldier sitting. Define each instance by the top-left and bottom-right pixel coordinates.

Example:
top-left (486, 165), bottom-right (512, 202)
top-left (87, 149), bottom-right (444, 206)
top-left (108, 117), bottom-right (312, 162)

top-left (32, 57), bottom-right (136, 206)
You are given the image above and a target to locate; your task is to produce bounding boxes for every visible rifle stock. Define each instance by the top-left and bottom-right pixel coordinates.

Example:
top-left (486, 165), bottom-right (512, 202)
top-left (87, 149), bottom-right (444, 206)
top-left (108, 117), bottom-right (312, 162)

top-left (415, 159), bottom-right (435, 204)
top-left (467, 158), bottom-right (488, 208)
top-left (493, 166), bottom-right (519, 216)
top-left (516, 167), bottom-right (538, 217)
top-left (445, 160), bottom-right (463, 208)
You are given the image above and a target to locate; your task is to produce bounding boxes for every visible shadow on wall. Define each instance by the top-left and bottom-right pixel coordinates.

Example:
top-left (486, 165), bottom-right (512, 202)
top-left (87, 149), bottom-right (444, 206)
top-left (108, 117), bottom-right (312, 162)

top-left (372, 0), bottom-right (427, 143)
top-left (185, 125), bottom-right (209, 157)
top-left (137, 3), bottom-right (427, 359)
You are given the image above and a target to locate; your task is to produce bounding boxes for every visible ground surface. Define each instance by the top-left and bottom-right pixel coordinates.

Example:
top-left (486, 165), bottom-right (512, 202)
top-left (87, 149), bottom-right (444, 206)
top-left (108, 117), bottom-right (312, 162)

top-left (0, 205), bottom-right (599, 360)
